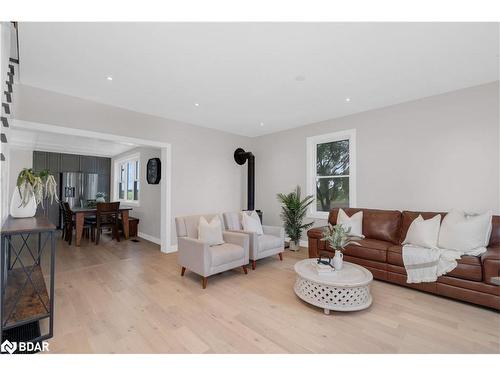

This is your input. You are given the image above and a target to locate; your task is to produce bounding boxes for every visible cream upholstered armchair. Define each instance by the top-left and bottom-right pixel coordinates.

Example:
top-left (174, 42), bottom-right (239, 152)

top-left (175, 213), bottom-right (249, 288)
top-left (223, 212), bottom-right (284, 270)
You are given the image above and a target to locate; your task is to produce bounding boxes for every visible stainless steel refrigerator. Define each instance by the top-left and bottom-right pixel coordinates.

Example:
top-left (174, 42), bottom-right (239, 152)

top-left (59, 172), bottom-right (98, 225)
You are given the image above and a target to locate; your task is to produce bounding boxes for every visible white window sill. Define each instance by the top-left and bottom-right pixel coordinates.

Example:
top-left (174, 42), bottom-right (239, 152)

top-left (306, 211), bottom-right (329, 220)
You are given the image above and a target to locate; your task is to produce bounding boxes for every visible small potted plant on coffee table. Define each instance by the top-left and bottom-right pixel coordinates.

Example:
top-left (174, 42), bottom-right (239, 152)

top-left (321, 224), bottom-right (361, 270)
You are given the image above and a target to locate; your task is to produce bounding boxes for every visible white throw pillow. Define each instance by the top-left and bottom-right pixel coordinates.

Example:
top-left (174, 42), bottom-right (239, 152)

top-left (242, 211), bottom-right (263, 235)
top-left (337, 209), bottom-right (364, 238)
top-left (198, 216), bottom-right (225, 246)
top-left (403, 214), bottom-right (441, 249)
top-left (438, 210), bottom-right (492, 252)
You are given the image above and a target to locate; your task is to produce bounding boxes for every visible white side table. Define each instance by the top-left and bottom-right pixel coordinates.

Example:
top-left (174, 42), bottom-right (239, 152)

top-left (294, 259), bottom-right (373, 314)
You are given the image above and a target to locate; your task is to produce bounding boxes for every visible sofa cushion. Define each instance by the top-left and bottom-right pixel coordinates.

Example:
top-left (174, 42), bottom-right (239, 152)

top-left (329, 208), bottom-right (402, 244)
top-left (338, 239), bottom-right (391, 262)
top-left (387, 246), bottom-right (483, 282)
top-left (210, 243), bottom-right (244, 267)
top-left (258, 234), bottom-right (282, 252)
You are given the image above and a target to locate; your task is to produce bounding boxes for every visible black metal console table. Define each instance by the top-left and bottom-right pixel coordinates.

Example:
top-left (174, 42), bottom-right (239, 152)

top-left (0, 216), bottom-right (56, 345)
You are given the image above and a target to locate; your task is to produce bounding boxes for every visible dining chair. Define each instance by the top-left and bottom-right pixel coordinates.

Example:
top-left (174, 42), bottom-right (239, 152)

top-left (60, 201), bottom-right (92, 245)
top-left (86, 202), bottom-right (121, 245)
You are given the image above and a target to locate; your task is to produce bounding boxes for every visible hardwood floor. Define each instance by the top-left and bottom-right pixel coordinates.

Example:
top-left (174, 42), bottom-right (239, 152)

top-left (46, 233), bottom-right (500, 353)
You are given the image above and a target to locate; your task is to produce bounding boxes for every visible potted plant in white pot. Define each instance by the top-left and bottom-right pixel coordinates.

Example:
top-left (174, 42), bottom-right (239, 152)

top-left (277, 186), bottom-right (314, 251)
top-left (321, 224), bottom-right (361, 270)
top-left (10, 168), bottom-right (59, 218)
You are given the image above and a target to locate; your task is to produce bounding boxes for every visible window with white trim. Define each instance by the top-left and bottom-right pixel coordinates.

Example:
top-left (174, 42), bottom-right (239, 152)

top-left (306, 129), bottom-right (356, 219)
top-left (114, 154), bottom-right (140, 205)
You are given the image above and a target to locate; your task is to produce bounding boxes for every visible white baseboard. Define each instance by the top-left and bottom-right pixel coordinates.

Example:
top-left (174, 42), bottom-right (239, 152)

top-left (138, 232), bottom-right (161, 245)
top-left (163, 244), bottom-right (178, 254)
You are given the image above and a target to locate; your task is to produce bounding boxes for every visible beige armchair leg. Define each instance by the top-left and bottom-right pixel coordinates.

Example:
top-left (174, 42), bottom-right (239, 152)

top-left (251, 260), bottom-right (256, 270)
top-left (242, 265), bottom-right (248, 274)
top-left (279, 253), bottom-right (283, 261)
top-left (202, 277), bottom-right (208, 289)
top-left (181, 266), bottom-right (186, 276)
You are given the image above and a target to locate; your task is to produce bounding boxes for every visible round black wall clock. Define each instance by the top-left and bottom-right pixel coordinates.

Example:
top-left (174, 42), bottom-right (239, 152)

top-left (146, 158), bottom-right (161, 184)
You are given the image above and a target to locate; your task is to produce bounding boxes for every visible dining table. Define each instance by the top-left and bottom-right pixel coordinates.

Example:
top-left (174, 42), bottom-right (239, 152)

top-left (72, 207), bottom-right (133, 246)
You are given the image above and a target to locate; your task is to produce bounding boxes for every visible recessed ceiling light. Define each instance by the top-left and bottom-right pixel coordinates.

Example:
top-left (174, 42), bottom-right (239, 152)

top-left (345, 97), bottom-right (351, 102)
top-left (106, 76), bottom-right (113, 81)
top-left (260, 122), bottom-right (264, 127)
top-left (295, 75), bottom-right (306, 82)
top-left (194, 103), bottom-right (200, 107)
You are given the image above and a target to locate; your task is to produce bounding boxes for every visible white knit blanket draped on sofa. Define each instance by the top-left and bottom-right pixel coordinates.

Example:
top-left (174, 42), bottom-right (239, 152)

top-left (402, 245), bottom-right (487, 283)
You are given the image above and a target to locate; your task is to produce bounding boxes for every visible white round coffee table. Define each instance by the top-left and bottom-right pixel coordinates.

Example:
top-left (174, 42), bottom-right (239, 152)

top-left (294, 259), bottom-right (373, 314)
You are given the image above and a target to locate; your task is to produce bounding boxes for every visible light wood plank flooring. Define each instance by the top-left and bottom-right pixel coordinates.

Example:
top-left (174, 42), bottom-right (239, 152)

top-left (47, 233), bottom-right (500, 353)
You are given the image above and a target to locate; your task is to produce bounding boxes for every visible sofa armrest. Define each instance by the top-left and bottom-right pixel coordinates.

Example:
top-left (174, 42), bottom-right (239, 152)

top-left (482, 246), bottom-right (500, 285)
top-left (307, 226), bottom-right (327, 240)
top-left (177, 237), bottom-right (210, 276)
top-left (223, 231), bottom-right (249, 260)
top-left (262, 225), bottom-right (284, 240)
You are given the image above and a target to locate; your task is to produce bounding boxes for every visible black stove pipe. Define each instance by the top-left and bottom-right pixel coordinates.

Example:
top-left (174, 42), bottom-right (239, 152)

top-left (234, 148), bottom-right (255, 211)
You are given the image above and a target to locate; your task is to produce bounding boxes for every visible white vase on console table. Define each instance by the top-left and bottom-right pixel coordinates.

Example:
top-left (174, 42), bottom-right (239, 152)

top-left (10, 188), bottom-right (37, 218)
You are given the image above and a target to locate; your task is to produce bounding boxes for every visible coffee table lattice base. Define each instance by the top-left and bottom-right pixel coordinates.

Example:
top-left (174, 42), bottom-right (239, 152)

top-left (294, 276), bottom-right (372, 313)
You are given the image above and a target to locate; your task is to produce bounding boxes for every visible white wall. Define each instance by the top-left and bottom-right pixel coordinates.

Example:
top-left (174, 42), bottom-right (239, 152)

top-left (253, 82), bottom-right (500, 236)
top-left (7, 147), bottom-right (33, 202)
top-left (13, 84), bottom-right (251, 247)
top-left (12, 81), bottom-right (499, 246)
top-left (111, 147), bottom-right (162, 242)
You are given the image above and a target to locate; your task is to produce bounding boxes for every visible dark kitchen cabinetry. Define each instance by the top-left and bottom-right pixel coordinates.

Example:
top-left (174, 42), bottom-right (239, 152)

top-left (32, 151), bottom-right (47, 173)
top-left (79, 155), bottom-right (97, 174)
top-left (60, 153), bottom-right (80, 172)
top-left (98, 173), bottom-right (110, 196)
top-left (96, 157), bottom-right (111, 175)
top-left (32, 152), bottom-right (111, 228)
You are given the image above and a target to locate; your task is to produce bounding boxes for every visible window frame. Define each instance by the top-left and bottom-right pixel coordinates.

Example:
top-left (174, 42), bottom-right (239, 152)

top-left (113, 153), bottom-right (140, 207)
top-left (306, 129), bottom-right (357, 219)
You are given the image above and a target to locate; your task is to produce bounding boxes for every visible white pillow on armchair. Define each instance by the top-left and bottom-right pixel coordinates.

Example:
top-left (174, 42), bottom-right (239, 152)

top-left (242, 211), bottom-right (264, 235)
top-left (198, 216), bottom-right (225, 246)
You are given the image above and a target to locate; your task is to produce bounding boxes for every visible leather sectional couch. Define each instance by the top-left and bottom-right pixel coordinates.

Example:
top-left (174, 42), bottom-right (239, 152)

top-left (307, 208), bottom-right (500, 310)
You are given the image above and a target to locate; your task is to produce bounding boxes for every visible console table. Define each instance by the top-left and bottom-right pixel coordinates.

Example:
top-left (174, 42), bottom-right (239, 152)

top-left (0, 216), bottom-right (56, 345)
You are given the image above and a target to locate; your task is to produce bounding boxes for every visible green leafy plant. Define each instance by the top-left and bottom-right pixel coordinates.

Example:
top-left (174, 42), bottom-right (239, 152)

top-left (277, 185), bottom-right (314, 244)
top-left (16, 168), bottom-right (58, 208)
top-left (322, 223), bottom-right (361, 252)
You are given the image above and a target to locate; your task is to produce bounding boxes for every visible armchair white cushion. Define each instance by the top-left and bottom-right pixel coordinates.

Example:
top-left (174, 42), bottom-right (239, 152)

top-left (175, 213), bottom-right (249, 288)
top-left (223, 212), bottom-right (285, 269)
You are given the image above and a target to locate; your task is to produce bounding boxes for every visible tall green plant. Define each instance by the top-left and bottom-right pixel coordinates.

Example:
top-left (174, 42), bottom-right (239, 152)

top-left (277, 186), bottom-right (314, 243)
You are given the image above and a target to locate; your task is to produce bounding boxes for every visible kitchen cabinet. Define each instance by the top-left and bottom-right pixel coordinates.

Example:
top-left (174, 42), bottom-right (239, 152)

top-left (60, 153), bottom-right (80, 172)
top-left (79, 155), bottom-right (97, 173)
top-left (32, 151), bottom-right (47, 173)
top-left (98, 174), bottom-right (110, 198)
top-left (47, 153), bottom-right (61, 174)
top-left (96, 157), bottom-right (111, 175)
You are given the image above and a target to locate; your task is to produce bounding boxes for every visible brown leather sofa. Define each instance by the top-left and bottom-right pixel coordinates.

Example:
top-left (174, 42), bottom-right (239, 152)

top-left (307, 208), bottom-right (500, 310)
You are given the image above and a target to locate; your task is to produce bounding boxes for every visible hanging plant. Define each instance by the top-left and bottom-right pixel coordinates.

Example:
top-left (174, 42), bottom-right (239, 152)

top-left (16, 168), bottom-right (59, 208)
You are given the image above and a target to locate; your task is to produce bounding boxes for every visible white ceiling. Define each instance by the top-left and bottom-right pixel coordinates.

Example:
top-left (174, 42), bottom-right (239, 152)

top-left (18, 22), bottom-right (499, 137)
top-left (9, 127), bottom-right (139, 157)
